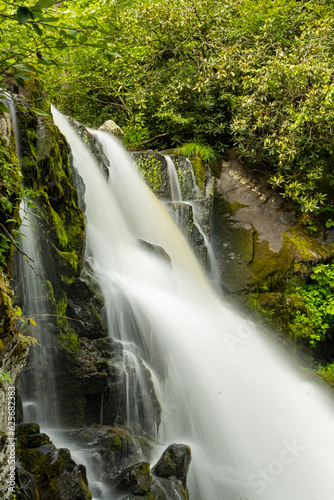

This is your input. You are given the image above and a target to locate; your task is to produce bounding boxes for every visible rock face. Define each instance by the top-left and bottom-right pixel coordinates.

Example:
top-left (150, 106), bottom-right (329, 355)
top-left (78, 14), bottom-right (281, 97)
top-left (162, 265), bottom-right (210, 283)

top-left (0, 102), bottom-right (29, 500)
top-left (213, 153), bottom-right (334, 294)
top-left (15, 423), bottom-right (91, 500)
top-left (132, 151), bottom-right (215, 272)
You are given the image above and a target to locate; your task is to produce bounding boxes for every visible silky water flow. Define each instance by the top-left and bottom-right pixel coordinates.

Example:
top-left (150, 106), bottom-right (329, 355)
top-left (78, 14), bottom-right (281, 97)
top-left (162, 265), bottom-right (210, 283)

top-left (52, 106), bottom-right (334, 500)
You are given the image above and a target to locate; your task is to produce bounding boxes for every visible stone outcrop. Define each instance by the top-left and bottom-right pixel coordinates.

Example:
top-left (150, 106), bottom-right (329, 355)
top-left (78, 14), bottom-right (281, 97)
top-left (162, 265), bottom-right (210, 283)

top-left (64, 425), bottom-right (191, 500)
top-left (213, 153), bottom-right (334, 294)
top-left (15, 423), bottom-right (91, 500)
top-left (132, 151), bottom-right (215, 272)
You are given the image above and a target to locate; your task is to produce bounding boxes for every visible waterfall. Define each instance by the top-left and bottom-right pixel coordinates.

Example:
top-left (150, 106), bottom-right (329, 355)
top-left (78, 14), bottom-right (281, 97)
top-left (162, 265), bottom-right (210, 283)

top-left (16, 199), bottom-right (59, 427)
top-left (165, 155), bottom-right (182, 202)
top-left (163, 153), bottom-right (220, 286)
top-left (52, 106), bottom-right (334, 500)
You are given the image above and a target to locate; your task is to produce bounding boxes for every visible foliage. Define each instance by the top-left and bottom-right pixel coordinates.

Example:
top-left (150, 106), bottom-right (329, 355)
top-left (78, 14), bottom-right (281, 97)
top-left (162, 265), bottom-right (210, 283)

top-left (247, 263), bottom-right (334, 348)
top-left (318, 363), bottom-right (334, 386)
top-left (0, 0), bottom-right (113, 113)
top-left (0, 135), bottom-right (22, 269)
top-left (40, 0), bottom-right (334, 216)
top-left (0, 371), bottom-right (11, 383)
top-left (291, 263), bottom-right (334, 346)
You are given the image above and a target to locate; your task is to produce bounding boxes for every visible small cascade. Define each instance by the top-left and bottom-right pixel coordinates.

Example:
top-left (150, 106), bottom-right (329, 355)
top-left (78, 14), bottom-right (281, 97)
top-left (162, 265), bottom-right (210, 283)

top-left (52, 107), bottom-right (334, 500)
top-left (164, 155), bottom-right (182, 201)
top-left (163, 154), bottom-right (220, 286)
top-left (188, 200), bottom-right (221, 288)
top-left (16, 199), bottom-right (59, 427)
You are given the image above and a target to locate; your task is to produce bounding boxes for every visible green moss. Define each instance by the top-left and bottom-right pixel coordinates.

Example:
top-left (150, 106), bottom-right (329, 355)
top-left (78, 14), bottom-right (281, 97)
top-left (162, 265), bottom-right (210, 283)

top-left (220, 197), bottom-right (248, 216)
top-left (49, 206), bottom-right (68, 250)
top-left (56, 248), bottom-right (79, 275)
top-left (191, 156), bottom-right (206, 189)
top-left (284, 226), bottom-right (332, 260)
top-left (0, 133), bottom-right (22, 270)
top-left (60, 331), bottom-right (79, 353)
top-left (112, 435), bottom-right (122, 449)
top-left (136, 156), bottom-right (163, 196)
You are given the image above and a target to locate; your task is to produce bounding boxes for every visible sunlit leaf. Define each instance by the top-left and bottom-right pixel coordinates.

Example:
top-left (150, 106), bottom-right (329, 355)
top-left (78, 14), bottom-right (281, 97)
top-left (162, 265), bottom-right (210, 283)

top-left (31, 108), bottom-right (51, 117)
top-left (34, 0), bottom-right (56, 8)
top-left (0, 102), bottom-right (9, 113)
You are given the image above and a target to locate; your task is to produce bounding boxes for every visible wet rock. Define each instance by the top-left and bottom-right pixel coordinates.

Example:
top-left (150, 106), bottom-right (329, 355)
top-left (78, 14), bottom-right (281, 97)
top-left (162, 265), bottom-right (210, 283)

top-left (69, 118), bottom-right (110, 177)
top-left (137, 239), bottom-right (171, 266)
top-left (213, 153), bottom-right (334, 294)
top-left (115, 461), bottom-right (152, 495)
top-left (132, 151), bottom-right (170, 199)
top-left (15, 424), bottom-right (91, 500)
top-left (152, 443), bottom-right (191, 488)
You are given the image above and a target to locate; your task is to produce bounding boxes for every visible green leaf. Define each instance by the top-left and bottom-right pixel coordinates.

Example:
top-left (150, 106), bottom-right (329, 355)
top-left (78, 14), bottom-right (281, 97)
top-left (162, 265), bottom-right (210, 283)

top-left (31, 108), bottom-right (51, 117)
top-left (17, 6), bottom-right (30, 24)
top-left (34, 0), bottom-right (56, 8)
top-left (17, 105), bottom-right (28, 113)
top-left (0, 102), bottom-right (9, 113)
top-left (15, 76), bottom-right (26, 88)
top-left (14, 64), bottom-right (33, 73)
top-left (0, 372), bottom-right (12, 382)
top-left (15, 73), bottom-right (30, 81)
top-left (31, 23), bottom-right (43, 36)
top-left (38, 56), bottom-right (53, 66)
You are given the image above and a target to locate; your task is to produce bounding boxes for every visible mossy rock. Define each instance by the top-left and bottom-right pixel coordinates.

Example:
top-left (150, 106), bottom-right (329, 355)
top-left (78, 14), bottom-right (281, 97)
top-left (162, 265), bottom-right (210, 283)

top-left (115, 461), bottom-right (153, 495)
top-left (132, 151), bottom-right (170, 199)
top-left (15, 425), bottom-right (92, 500)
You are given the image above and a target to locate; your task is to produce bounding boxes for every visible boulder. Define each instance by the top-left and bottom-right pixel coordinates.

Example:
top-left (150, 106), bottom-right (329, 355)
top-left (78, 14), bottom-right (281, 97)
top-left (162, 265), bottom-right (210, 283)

top-left (99, 120), bottom-right (124, 139)
top-left (115, 461), bottom-right (152, 495)
top-left (15, 424), bottom-right (92, 500)
top-left (152, 443), bottom-right (191, 488)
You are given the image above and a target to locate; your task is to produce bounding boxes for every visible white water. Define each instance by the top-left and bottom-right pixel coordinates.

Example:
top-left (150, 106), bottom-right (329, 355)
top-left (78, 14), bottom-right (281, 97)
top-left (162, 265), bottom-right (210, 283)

top-left (165, 155), bottom-right (182, 202)
top-left (17, 199), bottom-right (59, 427)
top-left (52, 106), bottom-right (334, 500)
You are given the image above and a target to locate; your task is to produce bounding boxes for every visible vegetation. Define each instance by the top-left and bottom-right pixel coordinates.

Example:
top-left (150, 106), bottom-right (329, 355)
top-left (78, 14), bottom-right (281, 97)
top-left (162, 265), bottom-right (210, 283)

top-left (2, 0), bottom-right (334, 215)
top-left (248, 262), bottom-right (334, 349)
top-left (23, 0), bottom-right (332, 218)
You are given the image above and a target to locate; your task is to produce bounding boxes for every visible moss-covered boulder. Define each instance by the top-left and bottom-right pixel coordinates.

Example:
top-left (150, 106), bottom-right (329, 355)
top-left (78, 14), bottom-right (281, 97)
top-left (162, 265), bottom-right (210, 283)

top-left (115, 461), bottom-right (153, 495)
top-left (152, 443), bottom-right (191, 489)
top-left (15, 423), bottom-right (92, 500)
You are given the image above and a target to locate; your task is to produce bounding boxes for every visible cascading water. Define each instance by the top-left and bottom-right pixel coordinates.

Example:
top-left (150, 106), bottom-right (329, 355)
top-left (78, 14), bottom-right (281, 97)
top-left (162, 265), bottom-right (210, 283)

top-left (164, 153), bottom-right (221, 287)
top-left (52, 106), bottom-right (334, 500)
top-left (165, 155), bottom-right (182, 202)
top-left (16, 200), bottom-right (59, 426)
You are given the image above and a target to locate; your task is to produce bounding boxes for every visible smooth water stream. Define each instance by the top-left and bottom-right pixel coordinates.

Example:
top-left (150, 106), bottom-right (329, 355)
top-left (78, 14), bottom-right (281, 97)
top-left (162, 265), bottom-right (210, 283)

top-left (52, 107), bottom-right (334, 500)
